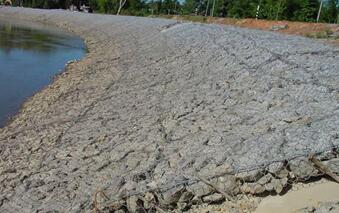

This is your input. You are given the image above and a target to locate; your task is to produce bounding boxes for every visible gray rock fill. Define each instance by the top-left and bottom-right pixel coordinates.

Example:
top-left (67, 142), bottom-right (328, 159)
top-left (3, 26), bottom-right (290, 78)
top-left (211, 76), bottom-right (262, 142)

top-left (0, 7), bottom-right (338, 212)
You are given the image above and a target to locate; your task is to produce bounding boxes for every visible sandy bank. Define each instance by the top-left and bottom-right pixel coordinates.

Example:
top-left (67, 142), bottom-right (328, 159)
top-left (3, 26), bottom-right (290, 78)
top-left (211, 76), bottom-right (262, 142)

top-left (255, 179), bottom-right (339, 213)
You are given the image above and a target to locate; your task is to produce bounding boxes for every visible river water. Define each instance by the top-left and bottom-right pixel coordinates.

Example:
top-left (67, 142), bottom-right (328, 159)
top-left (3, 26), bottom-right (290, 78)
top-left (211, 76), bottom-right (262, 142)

top-left (0, 18), bottom-right (85, 127)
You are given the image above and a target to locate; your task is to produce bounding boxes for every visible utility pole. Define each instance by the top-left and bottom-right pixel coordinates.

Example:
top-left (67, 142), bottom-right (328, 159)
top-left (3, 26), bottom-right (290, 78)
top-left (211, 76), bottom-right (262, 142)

top-left (174, 1), bottom-right (177, 14)
top-left (205, 0), bottom-right (210, 16)
top-left (256, 0), bottom-right (262, 20)
top-left (211, 0), bottom-right (216, 17)
top-left (275, 0), bottom-right (282, 20)
top-left (317, 0), bottom-right (323, 23)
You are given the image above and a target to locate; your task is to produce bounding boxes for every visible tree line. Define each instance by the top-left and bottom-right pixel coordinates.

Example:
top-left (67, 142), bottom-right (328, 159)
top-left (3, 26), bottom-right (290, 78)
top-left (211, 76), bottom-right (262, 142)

top-left (8, 0), bottom-right (339, 23)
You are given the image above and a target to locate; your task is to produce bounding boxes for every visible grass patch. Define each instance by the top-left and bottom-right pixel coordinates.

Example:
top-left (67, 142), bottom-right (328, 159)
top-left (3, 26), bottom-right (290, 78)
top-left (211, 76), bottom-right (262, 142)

top-left (305, 28), bottom-right (335, 39)
top-left (181, 15), bottom-right (208, 23)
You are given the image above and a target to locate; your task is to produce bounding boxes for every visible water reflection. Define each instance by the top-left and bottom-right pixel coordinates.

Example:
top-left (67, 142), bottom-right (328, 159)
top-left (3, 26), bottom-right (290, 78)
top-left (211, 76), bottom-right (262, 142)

top-left (0, 25), bottom-right (54, 53)
top-left (0, 19), bottom-right (85, 127)
top-left (0, 21), bottom-right (84, 54)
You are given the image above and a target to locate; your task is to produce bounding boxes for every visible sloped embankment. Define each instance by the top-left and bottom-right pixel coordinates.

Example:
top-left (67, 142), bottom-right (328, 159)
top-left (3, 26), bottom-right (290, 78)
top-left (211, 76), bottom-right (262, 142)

top-left (0, 7), bottom-right (338, 212)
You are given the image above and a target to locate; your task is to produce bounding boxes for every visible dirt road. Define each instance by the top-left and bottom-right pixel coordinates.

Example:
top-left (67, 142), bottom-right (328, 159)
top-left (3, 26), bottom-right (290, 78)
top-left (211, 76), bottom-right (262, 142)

top-left (0, 8), bottom-right (338, 212)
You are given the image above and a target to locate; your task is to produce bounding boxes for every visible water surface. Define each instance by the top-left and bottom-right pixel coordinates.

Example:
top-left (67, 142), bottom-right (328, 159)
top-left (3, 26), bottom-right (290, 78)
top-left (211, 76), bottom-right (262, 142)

top-left (0, 18), bottom-right (85, 127)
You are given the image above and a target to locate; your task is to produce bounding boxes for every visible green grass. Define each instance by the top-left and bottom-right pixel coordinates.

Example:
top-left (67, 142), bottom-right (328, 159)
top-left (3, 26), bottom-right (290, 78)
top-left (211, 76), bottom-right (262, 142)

top-left (305, 28), bottom-right (336, 39)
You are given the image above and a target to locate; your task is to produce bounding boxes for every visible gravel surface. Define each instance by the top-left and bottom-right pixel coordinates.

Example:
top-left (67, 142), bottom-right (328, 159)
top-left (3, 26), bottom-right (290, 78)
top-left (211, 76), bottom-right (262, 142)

top-left (0, 7), bottom-right (338, 212)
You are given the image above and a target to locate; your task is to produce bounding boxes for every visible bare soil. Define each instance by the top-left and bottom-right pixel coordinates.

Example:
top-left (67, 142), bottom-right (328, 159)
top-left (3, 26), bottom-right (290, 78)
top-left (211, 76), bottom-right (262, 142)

top-left (163, 15), bottom-right (339, 45)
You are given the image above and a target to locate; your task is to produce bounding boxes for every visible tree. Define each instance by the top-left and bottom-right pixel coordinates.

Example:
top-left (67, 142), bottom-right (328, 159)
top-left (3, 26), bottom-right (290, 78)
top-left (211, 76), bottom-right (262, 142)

top-left (227, 0), bottom-right (255, 18)
top-left (123, 0), bottom-right (146, 16)
top-left (117, 0), bottom-right (126, 14)
top-left (182, 0), bottom-right (196, 14)
top-left (212, 0), bottom-right (224, 17)
top-left (13, 0), bottom-right (339, 24)
top-left (160, 0), bottom-right (178, 14)
top-left (259, 0), bottom-right (287, 20)
top-left (89, 0), bottom-right (100, 11)
top-left (327, 0), bottom-right (338, 23)
top-left (284, 0), bottom-right (318, 22)
top-left (218, 0), bottom-right (230, 17)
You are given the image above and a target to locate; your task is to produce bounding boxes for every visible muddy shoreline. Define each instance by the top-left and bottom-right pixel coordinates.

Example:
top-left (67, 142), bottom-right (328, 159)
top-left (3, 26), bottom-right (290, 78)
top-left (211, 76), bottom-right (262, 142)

top-left (0, 7), bottom-right (338, 212)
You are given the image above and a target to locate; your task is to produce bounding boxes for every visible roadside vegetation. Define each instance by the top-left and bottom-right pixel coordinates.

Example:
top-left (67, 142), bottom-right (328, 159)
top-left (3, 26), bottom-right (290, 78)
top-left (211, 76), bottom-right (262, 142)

top-left (305, 28), bottom-right (338, 38)
top-left (3, 0), bottom-right (339, 24)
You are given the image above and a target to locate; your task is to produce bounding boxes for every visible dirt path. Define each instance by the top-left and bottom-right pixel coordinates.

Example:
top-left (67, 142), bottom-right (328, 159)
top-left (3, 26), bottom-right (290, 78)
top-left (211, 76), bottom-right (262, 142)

top-left (0, 8), bottom-right (338, 212)
top-left (165, 15), bottom-right (339, 43)
top-left (255, 179), bottom-right (339, 213)
top-left (190, 179), bottom-right (339, 213)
